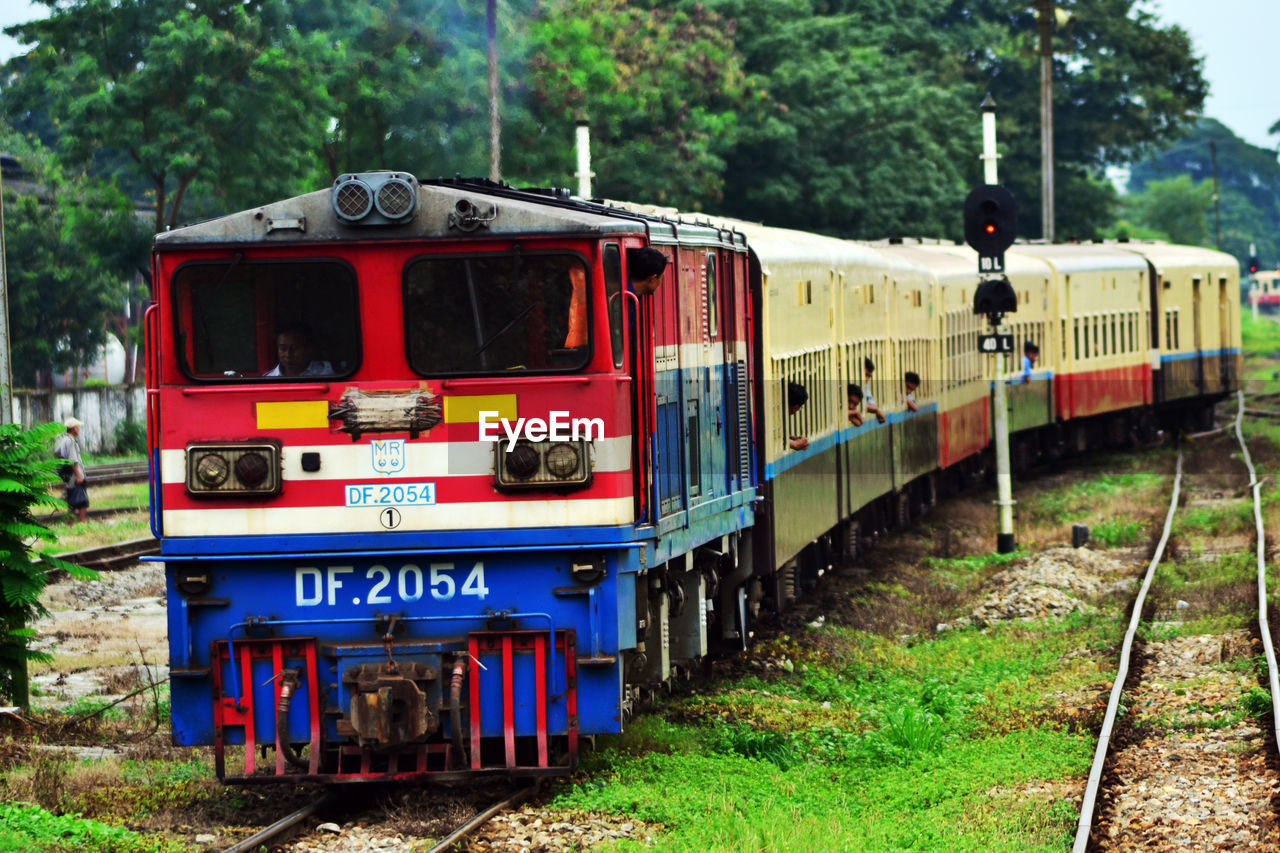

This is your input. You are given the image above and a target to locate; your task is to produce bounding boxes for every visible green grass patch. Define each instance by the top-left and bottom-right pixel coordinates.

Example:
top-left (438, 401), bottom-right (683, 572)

top-left (1176, 502), bottom-right (1253, 537)
top-left (0, 802), bottom-right (190, 853)
top-left (1092, 518), bottom-right (1143, 547)
top-left (570, 615), bottom-right (1120, 849)
top-left (924, 550), bottom-right (1022, 583)
top-left (46, 515), bottom-right (151, 554)
top-left (558, 728), bottom-right (1090, 852)
top-left (1021, 465), bottom-right (1166, 529)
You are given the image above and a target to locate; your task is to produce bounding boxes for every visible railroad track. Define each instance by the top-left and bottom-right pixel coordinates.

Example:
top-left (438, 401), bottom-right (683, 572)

top-left (216, 785), bottom-right (533, 852)
top-left (57, 536), bottom-right (159, 572)
top-left (219, 793), bottom-right (335, 853)
top-left (84, 461), bottom-right (148, 483)
top-left (1073, 391), bottom-right (1280, 850)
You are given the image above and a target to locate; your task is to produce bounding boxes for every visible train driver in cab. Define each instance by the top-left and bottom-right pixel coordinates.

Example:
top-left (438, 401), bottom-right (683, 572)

top-left (266, 323), bottom-right (334, 378)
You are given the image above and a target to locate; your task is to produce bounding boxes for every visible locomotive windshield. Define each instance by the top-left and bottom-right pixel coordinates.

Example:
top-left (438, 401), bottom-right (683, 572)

top-left (172, 259), bottom-right (360, 381)
top-left (404, 252), bottom-right (591, 375)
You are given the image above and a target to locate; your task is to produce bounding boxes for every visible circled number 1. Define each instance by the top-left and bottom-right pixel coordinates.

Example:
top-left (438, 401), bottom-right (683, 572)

top-left (380, 507), bottom-right (402, 529)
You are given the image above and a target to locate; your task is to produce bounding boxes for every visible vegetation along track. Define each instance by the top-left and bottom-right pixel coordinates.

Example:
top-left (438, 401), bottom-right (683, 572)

top-left (1076, 392), bottom-right (1280, 851)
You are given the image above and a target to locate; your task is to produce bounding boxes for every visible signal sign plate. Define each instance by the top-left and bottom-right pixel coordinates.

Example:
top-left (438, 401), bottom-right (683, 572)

top-left (979, 254), bottom-right (1005, 273)
top-left (978, 334), bottom-right (1014, 354)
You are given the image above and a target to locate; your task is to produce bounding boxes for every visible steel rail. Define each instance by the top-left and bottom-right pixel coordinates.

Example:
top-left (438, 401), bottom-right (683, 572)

top-left (1073, 394), bottom-right (1274, 850)
top-left (218, 792), bottom-right (334, 853)
top-left (57, 536), bottom-right (159, 572)
top-left (424, 785), bottom-right (535, 853)
top-left (1071, 442), bottom-right (1185, 852)
top-left (1237, 391), bottom-right (1280, 761)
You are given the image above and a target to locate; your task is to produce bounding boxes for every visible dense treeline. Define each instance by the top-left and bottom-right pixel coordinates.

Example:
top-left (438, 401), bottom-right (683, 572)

top-left (0, 0), bottom-right (1269, 379)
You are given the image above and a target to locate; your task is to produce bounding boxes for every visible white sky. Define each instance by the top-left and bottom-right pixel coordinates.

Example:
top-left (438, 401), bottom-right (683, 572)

top-left (0, 0), bottom-right (39, 64)
top-left (0, 0), bottom-right (1272, 150)
top-left (1143, 0), bottom-right (1280, 150)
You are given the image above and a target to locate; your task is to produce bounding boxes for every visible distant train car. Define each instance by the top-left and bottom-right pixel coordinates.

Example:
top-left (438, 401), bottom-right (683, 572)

top-left (1124, 243), bottom-right (1241, 413)
top-left (1249, 271), bottom-right (1280, 312)
top-left (147, 173), bottom-right (1240, 785)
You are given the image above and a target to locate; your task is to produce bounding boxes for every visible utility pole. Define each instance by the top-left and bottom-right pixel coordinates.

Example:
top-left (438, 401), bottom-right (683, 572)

top-left (486, 0), bottom-right (501, 182)
top-left (967, 96), bottom-right (1020, 554)
top-left (1037, 0), bottom-right (1055, 244)
top-left (0, 162), bottom-right (11, 425)
top-left (1210, 140), bottom-right (1222, 250)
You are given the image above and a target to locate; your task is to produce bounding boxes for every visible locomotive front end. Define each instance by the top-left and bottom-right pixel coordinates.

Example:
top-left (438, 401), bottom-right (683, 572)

top-left (150, 174), bottom-right (651, 781)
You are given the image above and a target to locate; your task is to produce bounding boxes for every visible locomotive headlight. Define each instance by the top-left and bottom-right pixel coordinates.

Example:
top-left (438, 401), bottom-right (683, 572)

top-left (186, 441), bottom-right (282, 497)
top-left (545, 442), bottom-right (581, 478)
top-left (195, 453), bottom-right (229, 487)
top-left (505, 442), bottom-right (541, 479)
top-left (493, 439), bottom-right (591, 491)
top-left (333, 172), bottom-right (418, 225)
top-left (234, 452), bottom-right (269, 487)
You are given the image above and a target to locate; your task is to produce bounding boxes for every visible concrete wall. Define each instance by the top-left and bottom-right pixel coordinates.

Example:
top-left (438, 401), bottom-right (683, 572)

top-left (11, 385), bottom-right (146, 454)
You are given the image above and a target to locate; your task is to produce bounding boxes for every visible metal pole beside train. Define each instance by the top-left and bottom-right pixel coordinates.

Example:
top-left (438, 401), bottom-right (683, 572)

top-left (0, 162), bottom-right (12, 425)
top-left (968, 96), bottom-right (1020, 553)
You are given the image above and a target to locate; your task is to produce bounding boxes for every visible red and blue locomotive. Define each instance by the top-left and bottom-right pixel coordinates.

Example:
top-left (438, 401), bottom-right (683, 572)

top-left (149, 173), bottom-right (756, 781)
top-left (149, 171), bottom-right (1240, 782)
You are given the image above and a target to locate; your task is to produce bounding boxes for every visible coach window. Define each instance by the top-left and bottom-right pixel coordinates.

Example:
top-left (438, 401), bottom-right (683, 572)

top-left (603, 244), bottom-right (624, 368)
top-left (171, 259), bottom-right (360, 381)
top-left (403, 252), bottom-right (591, 375)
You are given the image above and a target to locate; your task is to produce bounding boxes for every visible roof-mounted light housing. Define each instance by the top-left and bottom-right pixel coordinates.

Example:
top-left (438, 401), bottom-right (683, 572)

top-left (332, 171), bottom-right (419, 225)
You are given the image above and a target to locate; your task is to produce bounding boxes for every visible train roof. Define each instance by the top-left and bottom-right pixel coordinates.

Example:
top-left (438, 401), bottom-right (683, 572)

top-left (1007, 242), bottom-right (1150, 274)
top-left (1116, 242), bottom-right (1240, 276)
top-left (154, 175), bottom-right (746, 250)
top-left (724, 219), bottom-right (894, 273)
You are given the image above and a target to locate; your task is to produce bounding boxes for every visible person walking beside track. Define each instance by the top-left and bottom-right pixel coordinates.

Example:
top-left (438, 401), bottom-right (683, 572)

top-left (54, 417), bottom-right (89, 522)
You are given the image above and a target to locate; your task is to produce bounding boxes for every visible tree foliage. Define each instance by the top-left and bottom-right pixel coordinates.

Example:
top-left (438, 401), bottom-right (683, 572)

top-left (0, 131), bottom-right (149, 386)
top-left (0, 0), bottom-right (1210, 244)
top-left (1118, 174), bottom-right (1213, 246)
top-left (522, 0), bottom-right (748, 208)
top-left (0, 422), bottom-right (95, 708)
top-left (3, 0), bottom-right (329, 232)
top-left (1129, 118), bottom-right (1280, 268)
top-left (941, 0), bottom-right (1207, 240)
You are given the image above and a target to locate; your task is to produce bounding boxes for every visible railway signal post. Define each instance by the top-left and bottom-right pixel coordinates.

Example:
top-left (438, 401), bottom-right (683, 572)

top-left (969, 96), bottom-right (1020, 553)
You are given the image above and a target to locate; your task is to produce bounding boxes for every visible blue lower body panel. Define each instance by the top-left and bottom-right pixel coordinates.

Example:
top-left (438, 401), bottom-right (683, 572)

top-left (166, 544), bottom-right (638, 781)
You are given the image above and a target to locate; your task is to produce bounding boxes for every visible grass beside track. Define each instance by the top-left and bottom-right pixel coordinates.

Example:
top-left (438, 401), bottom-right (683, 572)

top-left (556, 616), bottom-right (1108, 851)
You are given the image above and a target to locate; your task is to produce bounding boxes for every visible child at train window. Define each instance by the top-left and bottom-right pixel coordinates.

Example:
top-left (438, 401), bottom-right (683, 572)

top-left (786, 381), bottom-right (810, 451)
top-left (863, 358), bottom-right (886, 423)
top-left (847, 383), bottom-right (864, 427)
top-left (1022, 341), bottom-right (1039, 383)
top-left (903, 371), bottom-right (920, 412)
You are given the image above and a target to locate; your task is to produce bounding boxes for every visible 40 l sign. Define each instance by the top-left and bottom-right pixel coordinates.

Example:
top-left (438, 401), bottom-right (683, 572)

top-left (978, 334), bottom-right (1014, 354)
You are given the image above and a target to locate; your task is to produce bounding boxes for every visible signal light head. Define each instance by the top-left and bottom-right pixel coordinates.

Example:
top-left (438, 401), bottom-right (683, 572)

top-left (964, 185), bottom-right (1018, 257)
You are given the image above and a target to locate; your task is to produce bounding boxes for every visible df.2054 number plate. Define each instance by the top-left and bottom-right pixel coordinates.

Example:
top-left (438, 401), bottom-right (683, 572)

top-left (295, 562), bottom-right (488, 607)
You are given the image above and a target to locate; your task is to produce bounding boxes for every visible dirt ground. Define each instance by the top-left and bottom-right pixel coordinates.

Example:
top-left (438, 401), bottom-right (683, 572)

top-left (28, 561), bottom-right (169, 710)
